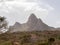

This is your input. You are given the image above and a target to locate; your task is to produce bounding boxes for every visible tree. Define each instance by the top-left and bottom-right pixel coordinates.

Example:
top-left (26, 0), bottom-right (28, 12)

top-left (0, 16), bottom-right (8, 34)
top-left (48, 38), bottom-right (55, 45)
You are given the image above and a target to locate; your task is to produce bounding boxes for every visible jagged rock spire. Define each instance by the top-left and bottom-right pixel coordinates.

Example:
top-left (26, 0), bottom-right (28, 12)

top-left (27, 13), bottom-right (38, 23)
top-left (9, 13), bottom-right (53, 33)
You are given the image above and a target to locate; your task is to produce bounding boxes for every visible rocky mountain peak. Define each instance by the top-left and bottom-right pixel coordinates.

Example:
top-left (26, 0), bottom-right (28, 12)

top-left (27, 13), bottom-right (38, 24)
top-left (29, 13), bottom-right (37, 18)
top-left (13, 22), bottom-right (21, 27)
top-left (9, 13), bottom-right (55, 33)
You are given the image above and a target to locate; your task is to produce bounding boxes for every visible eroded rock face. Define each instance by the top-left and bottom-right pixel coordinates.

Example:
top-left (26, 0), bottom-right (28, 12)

top-left (26, 13), bottom-right (38, 31)
top-left (9, 13), bottom-right (53, 32)
top-left (26, 13), bottom-right (51, 31)
top-left (27, 13), bottom-right (38, 25)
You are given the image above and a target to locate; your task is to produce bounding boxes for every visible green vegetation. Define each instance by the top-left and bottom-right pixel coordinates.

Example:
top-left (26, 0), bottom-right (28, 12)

top-left (0, 41), bottom-right (11, 45)
top-left (48, 38), bottom-right (55, 45)
top-left (0, 31), bottom-right (60, 45)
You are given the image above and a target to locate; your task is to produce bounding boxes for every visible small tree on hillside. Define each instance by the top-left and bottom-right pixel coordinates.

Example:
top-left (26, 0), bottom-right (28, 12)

top-left (48, 38), bottom-right (55, 45)
top-left (0, 16), bottom-right (8, 34)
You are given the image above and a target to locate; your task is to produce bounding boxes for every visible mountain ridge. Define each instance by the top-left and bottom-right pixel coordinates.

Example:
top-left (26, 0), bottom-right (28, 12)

top-left (9, 13), bottom-right (55, 32)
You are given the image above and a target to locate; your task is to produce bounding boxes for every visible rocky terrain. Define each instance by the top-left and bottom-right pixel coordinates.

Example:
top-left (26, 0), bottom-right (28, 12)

top-left (9, 13), bottom-right (55, 32)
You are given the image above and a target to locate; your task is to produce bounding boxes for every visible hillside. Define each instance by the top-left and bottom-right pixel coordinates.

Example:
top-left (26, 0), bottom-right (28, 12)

top-left (0, 31), bottom-right (60, 45)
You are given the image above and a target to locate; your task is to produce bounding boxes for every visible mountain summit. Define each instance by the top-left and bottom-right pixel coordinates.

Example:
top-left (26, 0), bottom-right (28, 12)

top-left (27, 13), bottom-right (51, 31)
top-left (27, 13), bottom-right (38, 27)
top-left (9, 13), bottom-right (53, 32)
top-left (27, 13), bottom-right (38, 23)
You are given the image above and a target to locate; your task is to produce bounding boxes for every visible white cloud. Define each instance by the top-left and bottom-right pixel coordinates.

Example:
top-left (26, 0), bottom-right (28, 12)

top-left (0, 0), bottom-right (54, 12)
top-left (52, 21), bottom-right (60, 28)
top-left (0, 0), bottom-right (54, 25)
top-left (56, 21), bottom-right (60, 25)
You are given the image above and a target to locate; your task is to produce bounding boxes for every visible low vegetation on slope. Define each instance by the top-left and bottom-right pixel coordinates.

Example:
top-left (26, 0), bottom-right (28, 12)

top-left (0, 31), bottom-right (60, 45)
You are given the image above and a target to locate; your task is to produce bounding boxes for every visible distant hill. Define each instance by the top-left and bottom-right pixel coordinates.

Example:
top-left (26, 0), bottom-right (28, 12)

top-left (9, 13), bottom-right (55, 32)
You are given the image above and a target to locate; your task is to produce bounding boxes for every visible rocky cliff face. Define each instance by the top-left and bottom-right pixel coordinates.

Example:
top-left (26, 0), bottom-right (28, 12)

top-left (9, 13), bottom-right (54, 32)
top-left (27, 14), bottom-right (51, 31)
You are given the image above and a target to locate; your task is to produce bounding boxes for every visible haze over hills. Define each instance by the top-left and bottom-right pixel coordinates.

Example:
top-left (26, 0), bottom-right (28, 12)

top-left (9, 13), bottom-right (55, 32)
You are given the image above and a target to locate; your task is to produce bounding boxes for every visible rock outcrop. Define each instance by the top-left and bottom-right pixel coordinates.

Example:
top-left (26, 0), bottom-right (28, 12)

top-left (9, 13), bottom-right (54, 32)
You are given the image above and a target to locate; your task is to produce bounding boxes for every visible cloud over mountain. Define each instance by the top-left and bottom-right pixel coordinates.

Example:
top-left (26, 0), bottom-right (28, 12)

top-left (0, 0), bottom-right (54, 26)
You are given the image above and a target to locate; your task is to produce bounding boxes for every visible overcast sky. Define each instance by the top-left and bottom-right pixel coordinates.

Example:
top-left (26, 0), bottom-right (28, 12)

top-left (0, 0), bottom-right (60, 28)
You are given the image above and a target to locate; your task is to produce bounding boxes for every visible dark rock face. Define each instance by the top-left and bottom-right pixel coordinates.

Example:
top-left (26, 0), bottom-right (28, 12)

top-left (27, 13), bottom-right (51, 31)
top-left (27, 13), bottom-right (38, 24)
top-left (9, 13), bottom-right (54, 32)
top-left (27, 14), bottom-right (38, 31)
